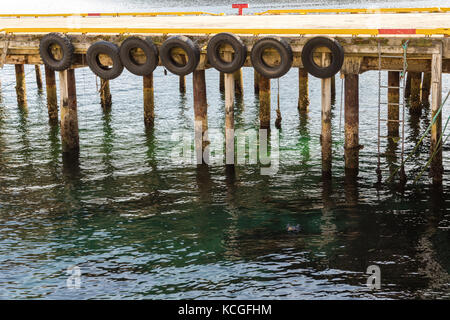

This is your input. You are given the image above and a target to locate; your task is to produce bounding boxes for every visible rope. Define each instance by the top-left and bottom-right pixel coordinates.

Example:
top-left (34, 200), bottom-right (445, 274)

top-left (339, 76), bottom-right (344, 137)
top-left (275, 77), bottom-right (281, 129)
top-left (0, 67), bottom-right (35, 89)
top-left (386, 90), bottom-right (450, 183)
top-left (413, 94), bottom-right (450, 183)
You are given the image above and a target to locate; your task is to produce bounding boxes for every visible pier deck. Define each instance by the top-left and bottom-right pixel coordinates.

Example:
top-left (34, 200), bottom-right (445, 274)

top-left (0, 13), bottom-right (449, 35)
top-left (0, 9), bottom-right (449, 185)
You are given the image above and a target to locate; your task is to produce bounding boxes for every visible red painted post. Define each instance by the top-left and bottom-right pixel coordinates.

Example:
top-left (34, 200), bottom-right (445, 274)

top-left (232, 4), bottom-right (249, 15)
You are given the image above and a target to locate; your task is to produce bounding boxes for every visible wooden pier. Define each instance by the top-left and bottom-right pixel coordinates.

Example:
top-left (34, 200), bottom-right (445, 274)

top-left (0, 8), bottom-right (449, 185)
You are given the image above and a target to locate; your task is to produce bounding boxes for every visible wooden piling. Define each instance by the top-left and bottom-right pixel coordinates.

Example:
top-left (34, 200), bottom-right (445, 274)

top-left (179, 76), bottom-right (186, 94)
top-left (259, 75), bottom-right (270, 129)
top-left (179, 55), bottom-right (187, 94)
top-left (219, 72), bottom-right (225, 93)
top-left (409, 72), bottom-right (422, 114)
top-left (298, 67), bottom-right (309, 112)
top-left (344, 73), bottom-right (359, 178)
top-left (15, 64), bottom-right (27, 110)
top-left (59, 69), bottom-right (79, 154)
top-left (254, 70), bottom-right (259, 94)
top-left (44, 65), bottom-right (58, 123)
top-left (430, 51), bottom-right (443, 185)
top-left (100, 79), bottom-right (112, 111)
top-left (387, 71), bottom-right (400, 137)
top-left (233, 68), bottom-right (243, 96)
top-left (321, 75), bottom-right (332, 179)
top-left (35, 65), bottom-right (43, 91)
top-left (331, 75), bottom-right (336, 102)
top-left (143, 73), bottom-right (154, 127)
top-left (421, 72), bottom-right (431, 107)
top-left (225, 70), bottom-right (235, 165)
top-left (193, 69), bottom-right (208, 164)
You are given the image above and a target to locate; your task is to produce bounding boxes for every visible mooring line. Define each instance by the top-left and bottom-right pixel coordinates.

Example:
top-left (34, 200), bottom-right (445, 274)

top-left (413, 103), bottom-right (450, 184)
top-left (386, 90), bottom-right (450, 183)
top-left (0, 67), bottom-right (35, 89)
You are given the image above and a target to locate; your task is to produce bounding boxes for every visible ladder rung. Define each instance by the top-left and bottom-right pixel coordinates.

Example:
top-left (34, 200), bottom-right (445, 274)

top-left (380, 102), bottom-right (403, 105)
top-left (380, 119), bottom-right (403, 122)
top-left (380, 86), bottom-right (404, 89)
top-left (380, 55), bottom-right (404, 59)
top-left (381, 69), bottom-right (405, 72)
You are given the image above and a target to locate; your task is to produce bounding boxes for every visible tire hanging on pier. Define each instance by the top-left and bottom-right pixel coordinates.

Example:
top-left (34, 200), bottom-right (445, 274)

top-left (86, 41), bottom-right (124, 80)
top-left (39, 33), bottom-right (74, 71)
top-left (119, 37), bottom-right (159, 76)
top-left (160, 36), bottom-right (200, 76)
top-left (301, 37), bottom-right (344, 79)
top-left (251, 37), bottom-right (293, 79)
top-left (207, 33), bottom-right (247, 73)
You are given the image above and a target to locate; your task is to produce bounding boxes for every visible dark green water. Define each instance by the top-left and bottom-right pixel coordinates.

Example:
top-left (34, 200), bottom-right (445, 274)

top-left (0, 0), bottom-right (450, 299)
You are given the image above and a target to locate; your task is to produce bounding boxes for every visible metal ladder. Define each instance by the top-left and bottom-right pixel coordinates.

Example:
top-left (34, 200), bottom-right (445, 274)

top-left (376, 40), bottom-right (408, 184)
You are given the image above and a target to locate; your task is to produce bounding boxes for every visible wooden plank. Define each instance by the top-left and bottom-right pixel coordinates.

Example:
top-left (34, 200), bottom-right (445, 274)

top-left (430, 48), bottom-right (443, 185)
top-left (0, 13), bottom-right (448, 35)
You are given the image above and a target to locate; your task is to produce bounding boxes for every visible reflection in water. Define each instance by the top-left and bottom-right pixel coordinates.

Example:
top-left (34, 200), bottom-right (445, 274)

top-left (298, 110), bottom-right (311, 165)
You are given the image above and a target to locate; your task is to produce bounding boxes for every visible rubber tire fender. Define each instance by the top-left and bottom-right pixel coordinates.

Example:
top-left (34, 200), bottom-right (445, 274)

top-left (160, 36), bottom-right (200, 76)
top-left (87, 41), bottom-right (124, 80)
top-left (39, 33), bottom-right (74, 71)
top-left (301, 37), bottom-right (344, 79)
top-left (207, 32), bottom-right (247, 73)
top-left (250, 37), bottom-right (293, 79)
top-left (119, 37), bottom-right (159, 76)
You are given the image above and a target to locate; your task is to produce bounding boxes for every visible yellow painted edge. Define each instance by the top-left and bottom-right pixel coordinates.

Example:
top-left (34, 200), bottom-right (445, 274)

top-left (1, 27), bottom-right (449, 36)
top-left (0, 7), bottom-right (448, 18)
top-left (255, 7), bottom-right (450, 15)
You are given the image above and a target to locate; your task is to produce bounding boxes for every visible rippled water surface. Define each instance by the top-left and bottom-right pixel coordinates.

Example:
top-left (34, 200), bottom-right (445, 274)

top-left (0, 0), bottom-right (450, 299)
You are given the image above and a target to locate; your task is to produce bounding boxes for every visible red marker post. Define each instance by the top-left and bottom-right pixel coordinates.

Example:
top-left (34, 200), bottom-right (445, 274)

top-left (232, 4), bottom-right (249, 15)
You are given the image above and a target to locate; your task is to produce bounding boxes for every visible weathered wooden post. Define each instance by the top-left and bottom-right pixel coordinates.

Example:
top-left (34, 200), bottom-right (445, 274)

top-left (179, 76), bottom-right (186, 93)
top-left (331, 75), bottom-right (336, 102)
top-left (143, 73), bottom-right (154, 127)
top-left (344, 73), bottom-right (360, 179)
top-left (234, 68), bottom-right (243, 96)
top-left (254, 70), bottom-right (260, 94)
top-left (180, 56), bottom-right (187, 94)
top-left (223, 51), bottom-right (235, 166)
top-left (219, 72), bottom-right (225, 93)
top-left (259, 75), bottom-right (270, 129)
top-left (59, 69), bottom-right (79, 154)
top-left (421, 72), bottom-right (431, 107)
top-left (388, 71), bottom-right (400, 137)
top-left (409, 72), bottom-right (422, 114)
top-left (430, 49), bottom-right (443, 185)
top-left (298, 67), bottom-right (309, 112)
top-left (100, 79), bottom-right (112, 111)
top-left (193, 69), bottom-right (208, 164)
top-left (321, 54), bottom-right (332, 179)
top-left (15, 64), bottom-right (27, 110)
top-left (44, 65), bottom-right (58, 123)
top-left (35, 65), bottom-right (43, 91)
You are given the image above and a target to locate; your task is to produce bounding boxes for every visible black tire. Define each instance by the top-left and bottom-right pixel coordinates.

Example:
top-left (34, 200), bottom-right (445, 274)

top-left (207, 33), bottom-right (247, 73)
top-left (39, 33), bottom-right (74, 71)
top-left (251, 37), bottom-right (293, 79)
top-left (87, 41), bottom-right (124, 80)
top-left (160, 36), bottom-right (200, 76)
top-left (301, 37), bottom-right (344, 79)
top-left (119, 37), bottom-right (159, 76)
